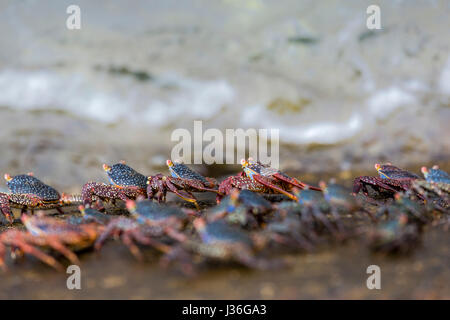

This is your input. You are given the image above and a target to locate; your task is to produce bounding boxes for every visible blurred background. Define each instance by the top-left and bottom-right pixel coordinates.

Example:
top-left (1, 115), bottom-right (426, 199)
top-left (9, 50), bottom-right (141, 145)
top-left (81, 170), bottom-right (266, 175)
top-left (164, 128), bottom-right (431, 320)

top-left (0, 0), bottom-right (449, 192)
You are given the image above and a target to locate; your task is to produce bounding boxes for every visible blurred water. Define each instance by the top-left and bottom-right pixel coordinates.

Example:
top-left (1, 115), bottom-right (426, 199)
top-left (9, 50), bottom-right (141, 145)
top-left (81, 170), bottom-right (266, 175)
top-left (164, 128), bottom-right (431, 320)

top-left (0, 0), bottom-right (449, 189)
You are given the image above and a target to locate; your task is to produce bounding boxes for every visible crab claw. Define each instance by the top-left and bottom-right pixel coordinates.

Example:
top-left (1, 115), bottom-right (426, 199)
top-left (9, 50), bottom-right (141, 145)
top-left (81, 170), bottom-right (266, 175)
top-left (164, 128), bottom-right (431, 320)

top-left (374, 163), bottom-right (381, 171)
top-left (102, 164), bottom-right (111, 172)
top-left (78, 205), bottom-right (86, 214)
top-left (4, 174), bottom-right (12, 182)
top-left (166, 159), bottom-right (174, 167)
top-left (240, 159), bottom-right (248, 167)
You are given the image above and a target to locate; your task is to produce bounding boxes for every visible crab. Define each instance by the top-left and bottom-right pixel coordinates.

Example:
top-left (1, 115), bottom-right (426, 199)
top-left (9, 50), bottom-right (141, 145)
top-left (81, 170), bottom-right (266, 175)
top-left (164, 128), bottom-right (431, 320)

top-left (368, 214), bottom-right (421, 254)
top-left (265, 211), bottom-right (316, 251)
top-left (0, 173), bottom-right (67, 224)
top-left (320, 180), bottom-right (360, 213)
top-left (421, 166), bottom-right (450, 184)
top-left (165, 218), bottom-right (284, 270)
top-left (147, 160), bottom-right (220, 209)
top-left (353, 163), bottom-right (421, 199)
top-left (94, 199), bottom-right (195, 260)
top-left (417, 166), bottom-right (450, 201)
top-left (219, 158), bottom-right (320, 202)
top-left (376, 193), bottom-right (432, 226)
top-left (0, 213), bottom-right (101, 271)
top-left (294, 188), bottom-right (341, 236)
top-left (319, 180), bottom-right (368, 223)
top-left (205, 189), bottom-right (273, 228)
top-left (243, 158), bottom-right (321, 190)
top-left (217, 174), bottom-right (274, 202)
top-left (81, 162), bottom-right (147, 207)
top-left (411, 180), bottom-right (449, 210)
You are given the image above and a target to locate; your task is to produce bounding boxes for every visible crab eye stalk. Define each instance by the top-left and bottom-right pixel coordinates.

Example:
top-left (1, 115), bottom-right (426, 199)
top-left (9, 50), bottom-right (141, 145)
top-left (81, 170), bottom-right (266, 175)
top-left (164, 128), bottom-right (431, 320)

top-left (166, 159), bottom-right (174, 168)
top-left (421, 166), bottom-right (428, 176)
top-left (78, 205), bottom-right (86, 214)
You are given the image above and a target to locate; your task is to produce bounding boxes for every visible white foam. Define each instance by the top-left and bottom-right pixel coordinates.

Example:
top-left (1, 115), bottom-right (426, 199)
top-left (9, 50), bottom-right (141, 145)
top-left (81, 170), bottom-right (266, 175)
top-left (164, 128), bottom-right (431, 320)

top-left (141, 74), bottom-right (235, 125)
top-left (439, 57), bottom-right (450, 96)
top-left (0, 69), bottom-right (235, 125)
top-left (240, 105), bottom-right (362, 145)
top-left (366, 86), bottom-right (417, 118)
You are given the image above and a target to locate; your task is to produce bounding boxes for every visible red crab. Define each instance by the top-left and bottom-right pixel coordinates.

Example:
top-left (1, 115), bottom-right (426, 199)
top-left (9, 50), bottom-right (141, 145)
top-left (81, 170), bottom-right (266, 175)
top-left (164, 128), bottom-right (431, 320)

top-left (147, 160), bottom-right (220, 209)
top-left (81, 162), bottom-right (147, 207)
top-left (217, 158), bottom-right (320, 202)
top-left (0, 173), bottom-right (68, 224)
top-left (94, 199), bottom-right (195, 260)
top-left (0, 213), bottom-right (101, 271)
top-left (352, 163), bottom-right (421, 199)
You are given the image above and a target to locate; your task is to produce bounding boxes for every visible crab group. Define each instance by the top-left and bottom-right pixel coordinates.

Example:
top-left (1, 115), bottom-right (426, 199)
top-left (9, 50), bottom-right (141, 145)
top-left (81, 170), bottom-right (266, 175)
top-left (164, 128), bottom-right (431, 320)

top-left (0, 159), bottom-right (447, 272)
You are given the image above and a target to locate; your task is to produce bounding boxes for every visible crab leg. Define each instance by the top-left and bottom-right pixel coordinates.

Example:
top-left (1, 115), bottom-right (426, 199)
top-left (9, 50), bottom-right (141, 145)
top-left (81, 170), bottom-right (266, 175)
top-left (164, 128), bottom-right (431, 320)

top-left (94, 220), bottom-right (123, 251)
top-left (183, 180), bottom-right (221, 194)
top-left (121, 232), bottom-right (143, 261)
top-left (131, 231), bottom-right (172, 254)
top-left (273, 173), bottom-right (321, 191)
top-left (164, 226), bottom-right (187, 242)
top-left (353, 177), bottom-right (399, 195)
top-left (310, 206), bottom-right (338, 234)
top-left (2, 234), bottom-right (64, 271)
top-left (82, 182), bottom-right (132, 205)
top-left (41, 236), bottom-right (80, 265)
top-left (328, 206), bottom-right (345, 233)
top-left (251, 175), bottom-right (299, 201)
top-left (0, 193), bottom-right (14, 224)
top-left (163, 179), bottom-right (200, 209)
